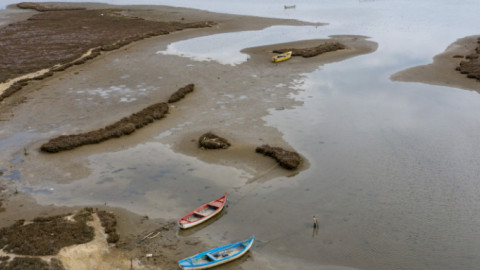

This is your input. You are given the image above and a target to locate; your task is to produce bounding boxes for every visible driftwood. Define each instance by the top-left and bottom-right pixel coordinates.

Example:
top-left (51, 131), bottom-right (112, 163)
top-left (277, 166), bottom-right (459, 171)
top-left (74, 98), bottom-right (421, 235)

top-left (255, 144), bottom-right (302, 170)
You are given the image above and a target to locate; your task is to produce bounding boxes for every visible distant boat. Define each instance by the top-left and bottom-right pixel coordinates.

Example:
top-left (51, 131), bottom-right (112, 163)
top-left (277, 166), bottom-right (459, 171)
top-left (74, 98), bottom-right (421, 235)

top-left (284, 5), bottom-right (296, 9)
top-left (177, 192), bottom-right (227, 229)
top-left (272, 51), bottom-right (292, 63)
top-left (178, 235), bottom-right (255, 269)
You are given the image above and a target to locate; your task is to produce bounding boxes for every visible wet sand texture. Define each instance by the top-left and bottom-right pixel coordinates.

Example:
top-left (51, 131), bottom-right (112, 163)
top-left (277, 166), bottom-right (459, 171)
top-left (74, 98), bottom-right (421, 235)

top-left (0, 209), bottom-right (94, 256)
top-left (124, 221), bottom-right (199, 269)
top-left (255, 144), bottom-right (302, 170)
top-left (456, 37), bottom-right (480, 80)
top-left (40, 101), bottom-right (170, 153)
top-left (168, 83), bottom-right (194, 103)
top-left (273, 42), bottom-right (346, 58)
top-left (0, 4), bottom-right (213, 101)
top-left (198, 132), bottom-right (231, 149)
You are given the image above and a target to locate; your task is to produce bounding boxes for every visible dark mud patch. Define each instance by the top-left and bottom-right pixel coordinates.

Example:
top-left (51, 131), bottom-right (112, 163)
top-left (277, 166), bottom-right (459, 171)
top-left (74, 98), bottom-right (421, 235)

top-left (456, 37), bottom-right (480, 81)
top-left (168, 83), bottom-right (195, 103)
top-left (97, 210), bottom-right (119, 244)
top-left (0, 208), bottom-right (94, 256)
top-left (0, 4), bottom-right (214, 102)
top-left (198, 132), bottom-right (231, 149)
top-left (256, 144), bottom-right (302, 170)
top-left (273, 42), bottom-right (346, 58)
top-left (0, 257), bottom-right (65, 270)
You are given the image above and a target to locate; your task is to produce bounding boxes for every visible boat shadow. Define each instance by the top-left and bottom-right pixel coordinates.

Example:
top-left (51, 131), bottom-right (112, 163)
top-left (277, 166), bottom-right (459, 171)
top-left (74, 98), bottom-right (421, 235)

top-left (213, 250), bottom-right (254, 269)
top-left (177, 208), bottom-right (228, 237)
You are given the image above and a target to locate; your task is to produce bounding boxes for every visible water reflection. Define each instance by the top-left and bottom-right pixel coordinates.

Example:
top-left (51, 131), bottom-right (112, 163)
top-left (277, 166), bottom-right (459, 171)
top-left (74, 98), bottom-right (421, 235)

top-left (157, 25), bottom-right (325, 66)
top-left (22, 143), bottom-right (249, 220)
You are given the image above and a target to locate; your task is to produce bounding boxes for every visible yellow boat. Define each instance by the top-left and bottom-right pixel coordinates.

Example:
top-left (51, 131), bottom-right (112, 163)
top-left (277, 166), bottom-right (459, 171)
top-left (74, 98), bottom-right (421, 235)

top-left (272, 51), bottom-right (292, 63)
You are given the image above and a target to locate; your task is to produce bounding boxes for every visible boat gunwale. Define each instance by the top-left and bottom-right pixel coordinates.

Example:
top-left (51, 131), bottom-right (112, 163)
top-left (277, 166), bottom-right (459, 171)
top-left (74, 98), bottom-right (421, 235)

top-left (177, 192), bottom-right (227, 229)
top-left (178, 236), bottom-right (255, 269)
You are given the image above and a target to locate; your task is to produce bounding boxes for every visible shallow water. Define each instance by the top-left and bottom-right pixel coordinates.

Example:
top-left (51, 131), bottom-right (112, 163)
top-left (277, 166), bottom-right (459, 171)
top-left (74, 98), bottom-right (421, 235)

top-left (2, 1), bottom-right (480, 269)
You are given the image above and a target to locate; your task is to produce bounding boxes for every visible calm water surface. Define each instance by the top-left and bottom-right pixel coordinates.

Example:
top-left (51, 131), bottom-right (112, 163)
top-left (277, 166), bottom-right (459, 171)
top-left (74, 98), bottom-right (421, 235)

top-left (2, 1), bottom-right (480, 269)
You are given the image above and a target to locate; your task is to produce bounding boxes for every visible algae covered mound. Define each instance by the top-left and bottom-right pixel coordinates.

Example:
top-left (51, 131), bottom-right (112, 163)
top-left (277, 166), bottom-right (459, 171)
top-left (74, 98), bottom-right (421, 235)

top-left (0, 257), bottom-right (65, 270)
top-left (168, 83), bottom-right (195, 103)
top-left (17, 2), bottom-right (86, 11)
top-left (273, 42), bottom-right (346, 58)
top-left (41, 102), bottom-right (169, 153)
top-left (456, 37), bottom-right (480, 81)
top-left (198, 132), bottom-right (231, 149)
top-left (97, 210), bottom-right (119, 244)
top-left (0, 209), bottom-right (94, 256)
top-left (40, 83), bottom-right (198, 153)
top-left (256, 144), bottom-right (302, 170)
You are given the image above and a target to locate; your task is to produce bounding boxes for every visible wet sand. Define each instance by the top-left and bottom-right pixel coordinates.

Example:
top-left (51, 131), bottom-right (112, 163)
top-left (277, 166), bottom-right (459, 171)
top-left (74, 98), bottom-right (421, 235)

top-left (0, 2), bottom-right (383, 269)
top-left (391, 35), bottom-right (480, 92)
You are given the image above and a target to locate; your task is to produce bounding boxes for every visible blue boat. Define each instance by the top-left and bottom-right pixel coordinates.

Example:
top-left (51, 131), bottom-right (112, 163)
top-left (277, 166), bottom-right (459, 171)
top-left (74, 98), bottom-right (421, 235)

top-left (178, 235), bottom-right (254, 269)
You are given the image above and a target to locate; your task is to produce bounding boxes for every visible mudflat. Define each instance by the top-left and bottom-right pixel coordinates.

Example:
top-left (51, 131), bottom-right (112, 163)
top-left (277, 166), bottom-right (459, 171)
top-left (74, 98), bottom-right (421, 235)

top-left (0, 2), bottom-right (381, 269)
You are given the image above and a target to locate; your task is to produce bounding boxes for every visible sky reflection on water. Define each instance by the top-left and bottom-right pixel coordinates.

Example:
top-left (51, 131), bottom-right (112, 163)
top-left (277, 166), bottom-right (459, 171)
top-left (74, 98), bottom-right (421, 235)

top-left (22, 143), bottom-right (250, 220)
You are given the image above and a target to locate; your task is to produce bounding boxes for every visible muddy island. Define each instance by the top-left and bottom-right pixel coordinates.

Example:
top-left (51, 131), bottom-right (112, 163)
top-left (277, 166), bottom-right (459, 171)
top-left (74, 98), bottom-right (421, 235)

top-left (391, 35), bottom-right (480, 92)
top-left (0, 2), bottom-right (379, 270)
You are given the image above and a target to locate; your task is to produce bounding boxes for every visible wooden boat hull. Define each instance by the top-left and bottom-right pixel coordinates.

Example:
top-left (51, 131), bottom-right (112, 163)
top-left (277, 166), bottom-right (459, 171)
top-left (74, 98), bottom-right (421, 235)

top-left (178, 236), bottom-right (254, 269)
top-left (177, 192), bottom-right (227, 229)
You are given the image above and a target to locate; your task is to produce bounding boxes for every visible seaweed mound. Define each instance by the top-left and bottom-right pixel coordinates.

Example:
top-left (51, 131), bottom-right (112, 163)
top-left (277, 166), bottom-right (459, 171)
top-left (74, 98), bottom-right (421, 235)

top-left (168, 83), bottom-right (195, 103)
top-left (273, 42), bottom-right (346, 58)
top-left (0, 257), bottom-right (65, 270)
top-left (41, 102), bottom-right (169, 153)
top-left (17, 2), bottom-right (86, 11)
top-left (198, 132), bottom-right (231, 149)
top-left (255, 144), bottom-right (302, 170)
top-left (456, 37), bottom-right (480, 81)
top-left (97, 210), bottom-right (119, 244)
top-left (0, 209), bottom-right (94, 256)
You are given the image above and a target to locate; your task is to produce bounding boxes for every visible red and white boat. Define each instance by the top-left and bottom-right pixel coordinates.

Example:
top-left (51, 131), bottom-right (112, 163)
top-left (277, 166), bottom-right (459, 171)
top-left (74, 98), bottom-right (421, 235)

top-left (177, 192), bottom-right (227, 229)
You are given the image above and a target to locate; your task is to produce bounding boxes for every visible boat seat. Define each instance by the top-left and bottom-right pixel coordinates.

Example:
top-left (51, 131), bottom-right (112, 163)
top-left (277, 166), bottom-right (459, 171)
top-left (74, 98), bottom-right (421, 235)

top-left (193, 211), bottom-right (206, 216)
top-left (208, 201), bottom-right (223, 208)
top-left (206, 253), bottom-right (218, 261)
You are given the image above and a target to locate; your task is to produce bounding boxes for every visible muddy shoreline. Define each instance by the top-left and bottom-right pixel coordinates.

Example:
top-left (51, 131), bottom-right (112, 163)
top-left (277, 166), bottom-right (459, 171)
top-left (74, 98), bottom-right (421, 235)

top-left (391, 35), bottom-right (480, 92)
top-left (0, 2), bottom-right (382, 269)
